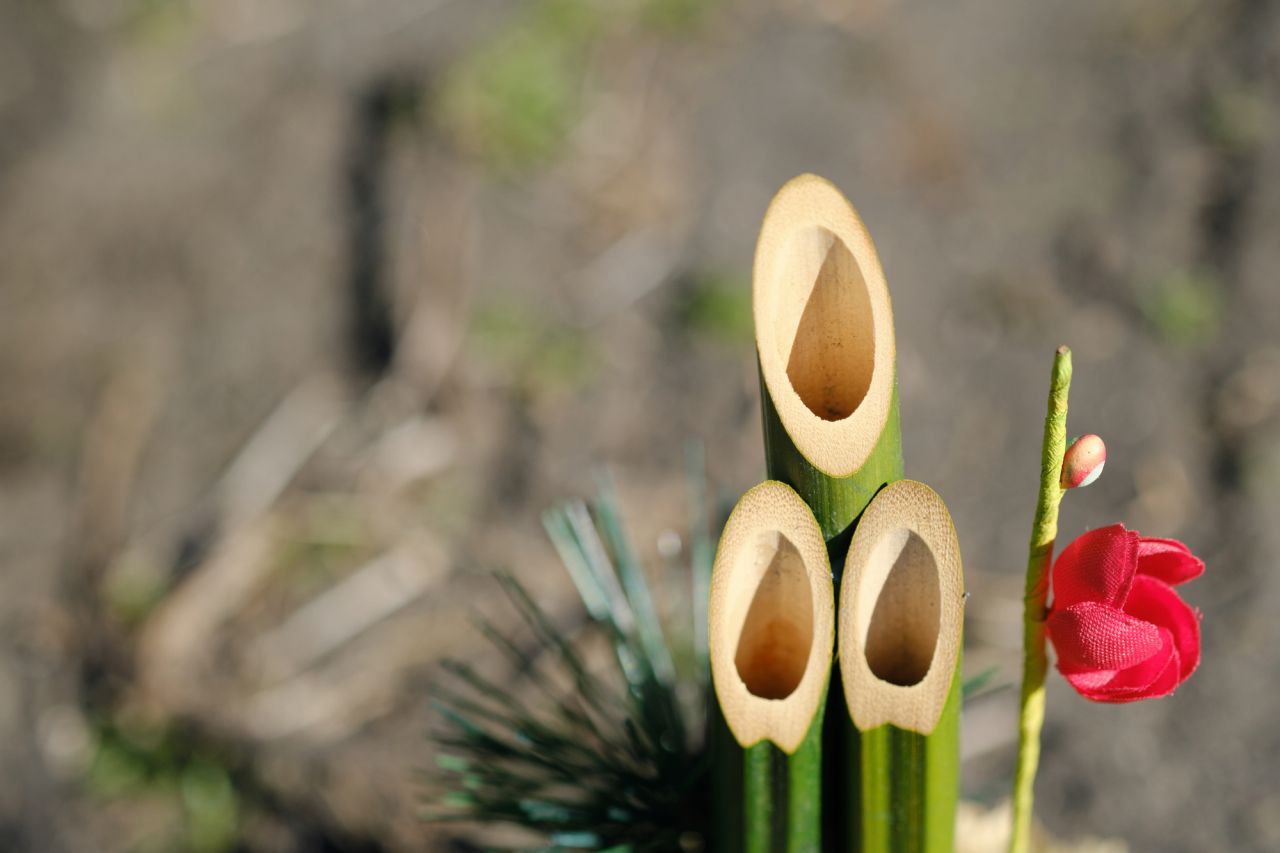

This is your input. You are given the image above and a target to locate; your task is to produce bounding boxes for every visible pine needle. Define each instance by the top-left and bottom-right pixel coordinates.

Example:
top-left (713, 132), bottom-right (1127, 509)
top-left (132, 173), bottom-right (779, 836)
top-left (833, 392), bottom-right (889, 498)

top-left (428, 464), bottom-right (714, 851)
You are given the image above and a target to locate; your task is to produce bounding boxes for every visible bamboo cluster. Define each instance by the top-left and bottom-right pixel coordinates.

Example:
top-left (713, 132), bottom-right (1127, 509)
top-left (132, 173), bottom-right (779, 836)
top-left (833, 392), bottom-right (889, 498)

top-left (709, 175), bottom-right (965, 851)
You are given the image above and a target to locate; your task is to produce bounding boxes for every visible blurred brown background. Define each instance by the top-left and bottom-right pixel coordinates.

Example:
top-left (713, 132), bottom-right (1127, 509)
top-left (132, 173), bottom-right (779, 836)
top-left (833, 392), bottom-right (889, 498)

top-left (2, 0), bottom-right (1279, 850)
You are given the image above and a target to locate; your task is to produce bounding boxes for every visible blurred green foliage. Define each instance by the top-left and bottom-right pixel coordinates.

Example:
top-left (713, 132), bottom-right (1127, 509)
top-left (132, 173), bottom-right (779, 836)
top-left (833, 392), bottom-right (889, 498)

top-left (439, 0), bottom-right (717, 172)
top-left (642, 0), bottom-right (718, 32)
top-left (469, 296), bottom-right (597, 390)
top-left (1142, 270), bottom-right (1223, 347)
top-left (179, 761), bottom-right (239, 853)
top-left (124, 0), bottom-right (194, 47)
top-left (104, 563), bottom-right (169, 628)
top-left (270, 496), bottom-right (373, 601)
top-left (439, 0), bottom-right (599, 172)
top-left (1200, 85), bottom-right (1270, 155)
top-left (680, 272), bottom-right (753, 344)
top-left (88, 719), bottom-right (239, 852)
top-left (440, 30), bottom-right (583, 171)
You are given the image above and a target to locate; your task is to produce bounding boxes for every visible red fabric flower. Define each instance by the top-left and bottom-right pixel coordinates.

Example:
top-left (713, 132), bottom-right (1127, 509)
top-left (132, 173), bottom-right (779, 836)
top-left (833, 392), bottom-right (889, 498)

top-left (1046, 524), bottom-right (1203, 703)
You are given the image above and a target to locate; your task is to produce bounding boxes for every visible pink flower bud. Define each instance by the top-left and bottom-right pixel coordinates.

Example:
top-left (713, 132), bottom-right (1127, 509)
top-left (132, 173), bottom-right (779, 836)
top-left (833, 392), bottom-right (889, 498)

top-left (1061, 434), bottom-right (1106, 488)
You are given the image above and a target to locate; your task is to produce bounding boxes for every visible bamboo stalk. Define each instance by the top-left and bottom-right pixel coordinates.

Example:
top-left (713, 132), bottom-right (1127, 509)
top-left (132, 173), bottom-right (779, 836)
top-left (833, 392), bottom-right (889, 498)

top-left (711, 699), bottom-right (746, 853)
top-left (744, 743), bottom-right (776, 852)
top-left (838, 479), bottom-right (964, 852)
top-left (853, 677), bottom-right (960, 851)
top-left (750, 174), bottom-right (907, 849)
top-left (759, 383), bottom-right (902, 850)
top-left (1010, 345), bottom-right (1072, 853)
top-left (708, 481), bottom-right (835, 851)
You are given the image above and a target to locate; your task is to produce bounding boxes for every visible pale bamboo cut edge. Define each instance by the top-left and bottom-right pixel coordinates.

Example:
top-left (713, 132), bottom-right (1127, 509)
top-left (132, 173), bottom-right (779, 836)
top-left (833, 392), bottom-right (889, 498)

top-left (838, 478), bottom-right (965, 736)
top-left (753, 173), bottom-right (897, 479)
top-left (708, 480), bottom-right (835, 755)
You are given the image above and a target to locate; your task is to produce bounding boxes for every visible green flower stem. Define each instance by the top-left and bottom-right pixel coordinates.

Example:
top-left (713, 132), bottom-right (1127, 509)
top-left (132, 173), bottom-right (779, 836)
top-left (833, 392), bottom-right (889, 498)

top-left (755, 375), bottom-right (909, 851)
top-left (1010, 345), bottom-right (1072, 853)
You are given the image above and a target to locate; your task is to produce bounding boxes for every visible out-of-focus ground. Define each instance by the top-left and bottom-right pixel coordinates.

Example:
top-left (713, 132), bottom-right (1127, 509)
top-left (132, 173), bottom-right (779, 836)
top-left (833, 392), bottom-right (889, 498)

top-left (2, 0), bottom-right (1279, 850)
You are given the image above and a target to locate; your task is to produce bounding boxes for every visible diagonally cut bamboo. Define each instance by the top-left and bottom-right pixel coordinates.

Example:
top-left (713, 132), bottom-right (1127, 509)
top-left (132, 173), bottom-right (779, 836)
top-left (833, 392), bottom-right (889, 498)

top-left (755, 173), bottom-right (898, 488)
top-left (839, 479), bottom-right (964, 852)
top-left (709, 480), bottom-right (833, 755)
top-left (840, 479), bottom-right (964, 734)
top-left (750, 174), bottom-right (906, 849)
top-left (708, 480), bottom-right (834, 852)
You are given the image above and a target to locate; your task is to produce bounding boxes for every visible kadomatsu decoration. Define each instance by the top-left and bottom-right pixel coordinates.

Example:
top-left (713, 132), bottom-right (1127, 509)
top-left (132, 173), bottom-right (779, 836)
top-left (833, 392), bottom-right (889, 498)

top-left (431, 179), bottom-right (1206, 853)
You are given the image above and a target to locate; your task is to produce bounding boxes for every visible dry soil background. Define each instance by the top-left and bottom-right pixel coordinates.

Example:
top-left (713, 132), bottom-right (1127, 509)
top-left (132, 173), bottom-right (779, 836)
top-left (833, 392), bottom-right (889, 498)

top-left (2, 0), bottom-right (1280, 850)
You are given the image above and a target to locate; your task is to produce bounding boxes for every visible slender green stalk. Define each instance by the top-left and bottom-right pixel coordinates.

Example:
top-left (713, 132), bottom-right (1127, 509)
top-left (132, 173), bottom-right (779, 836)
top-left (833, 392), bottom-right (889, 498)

top-left (757, 377), bottom-right (906, 851)
top-left (1010, 346), bottom-right (1072, 853)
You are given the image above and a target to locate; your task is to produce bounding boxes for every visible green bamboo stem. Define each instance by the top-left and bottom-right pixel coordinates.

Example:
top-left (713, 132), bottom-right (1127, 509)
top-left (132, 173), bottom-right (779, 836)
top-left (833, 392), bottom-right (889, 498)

top-left (835, 475), bottom-right (963, 853)
top-left (740, 680), bottom-right (829, 852)
top-left (1010, 345), bottom-right (1072, 853)
top-left (743, 172), bottom-right (958, 851)
top-left (760, 377), bottom-right (904, 550)
top-left (760, 381), bottom-right (907, 851)
top-left (745, 742), bottom-right (778, 852)
top-left (711, 700), bottom-right (744, 853)
top-left (787, 696), bottom-right (825, 849)
top-left (855, 666), bottom-right (961, 852)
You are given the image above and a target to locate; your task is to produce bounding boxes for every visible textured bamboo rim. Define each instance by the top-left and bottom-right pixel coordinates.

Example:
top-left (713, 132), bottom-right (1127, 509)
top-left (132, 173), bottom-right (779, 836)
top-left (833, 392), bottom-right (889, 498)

top-left (753, 173), bottom-right (897, 477)
top-left (838, 479), bottom-right (963, 734)
top-left (709, 480), bottom-right (834, 754)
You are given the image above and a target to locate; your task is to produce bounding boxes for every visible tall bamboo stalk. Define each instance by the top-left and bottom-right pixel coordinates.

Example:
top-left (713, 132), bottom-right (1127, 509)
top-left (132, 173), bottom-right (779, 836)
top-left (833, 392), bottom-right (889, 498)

top-left (750, 173), bottom-right (958, 851)
top-left (758, 382), bottom-right (903, 849)
top-left (838, 479), bottom-right (964, 852)
top-left (747, 174), bottom-right (961, 850)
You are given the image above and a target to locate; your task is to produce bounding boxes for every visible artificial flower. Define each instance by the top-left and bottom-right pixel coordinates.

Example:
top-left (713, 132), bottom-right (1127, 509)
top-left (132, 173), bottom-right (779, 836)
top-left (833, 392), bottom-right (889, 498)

top-left (1046, 523), bottom-right (1202, 702)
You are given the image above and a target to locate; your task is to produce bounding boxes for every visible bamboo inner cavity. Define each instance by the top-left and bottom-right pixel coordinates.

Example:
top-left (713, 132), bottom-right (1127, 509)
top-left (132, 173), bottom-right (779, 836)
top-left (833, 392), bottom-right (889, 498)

top-left (865, 528), bottom-right (940, 686)
top-left (780, 226), bottom-right (875, 422)
top-left (734, 531), bottom-right (814, 700)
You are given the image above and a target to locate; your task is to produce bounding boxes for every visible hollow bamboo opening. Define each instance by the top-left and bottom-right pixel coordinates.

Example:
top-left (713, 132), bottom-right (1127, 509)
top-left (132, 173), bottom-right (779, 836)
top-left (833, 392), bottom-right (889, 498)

top-left (780, 227), bottom-right (875, 422)
top-left (734, 531), bottom-right (814, 700)
top-left (709, 481), bottom-right (833, 753)
top-left (864, 529), bottom-right (941, 687)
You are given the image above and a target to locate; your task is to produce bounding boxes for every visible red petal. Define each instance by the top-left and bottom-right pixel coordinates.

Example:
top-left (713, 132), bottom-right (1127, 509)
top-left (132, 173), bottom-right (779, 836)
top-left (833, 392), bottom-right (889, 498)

top-left (1051, 524), bottom-right (1139, 610)
top-left (1093, 629), bottom-right (1182, 701)
top-left (1046, 602), bottom-right (1163, 673)
top-left (1062, 669), bottom-right (1114, 691)
top-left (1137, 537), bottom-right (1205, 586)
top-left (1063, 628), bottom-right (1181, 703)
top-left (1124, 574), bottom-right (1201, 681)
